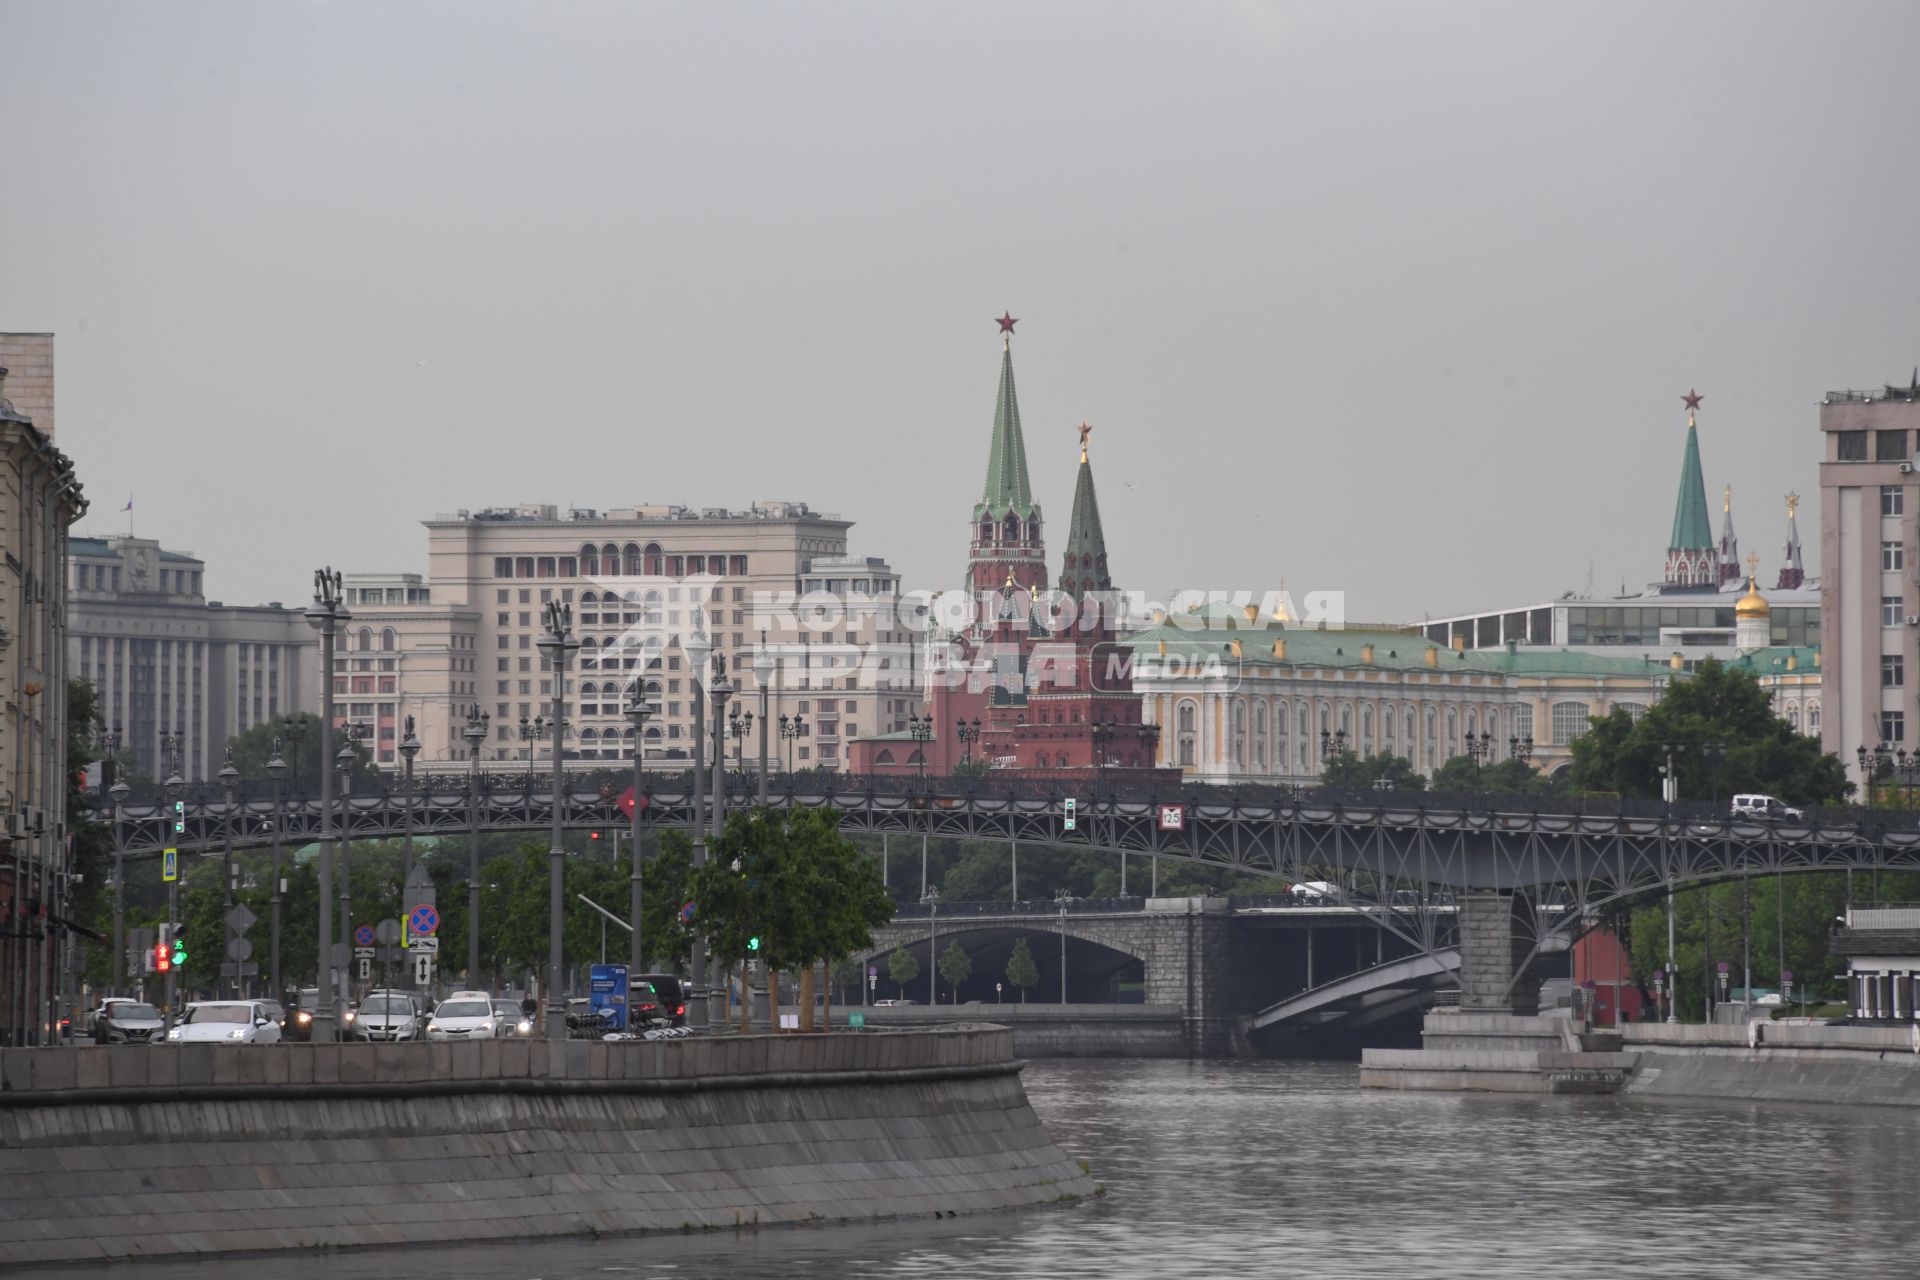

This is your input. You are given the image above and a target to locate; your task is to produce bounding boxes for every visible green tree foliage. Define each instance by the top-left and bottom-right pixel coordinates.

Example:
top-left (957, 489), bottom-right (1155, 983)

top-left (1319, 751), bottom-right (1423, 792)
top-left (67, 681), bottom-right (113, 979)
top-left (830, 955), bottom-right (864, 1003)
top-left (636, 831), bottom-right (695, 971)
top-left (887, 945), bottom-right (919, 999)
top-left (1427, 756), bottom-right (1560, 799)
top-left (1005, 936), bottom-right (1039, 1003)
top-left (1569, 659), bottom-right (1851, 806)
top-left (936, 940), bottom-right (972, 1003)
top-left (226, 711), bottom-right (380, 795)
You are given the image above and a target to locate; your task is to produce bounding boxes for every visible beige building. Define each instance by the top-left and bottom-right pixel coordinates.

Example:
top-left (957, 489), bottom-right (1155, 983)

top-left (0, 347), bottom-right (86, 1044)
top-left (1818, 381), bottom-right (1920, 783)
top-left (406, 502), bottom-right (920, 771)
top-left (332, 572), bottom-right (478, 769)
top-left (69, 536), bottom-right (316, 781)
top-left (1126, 606), bottom-right (1679, 784)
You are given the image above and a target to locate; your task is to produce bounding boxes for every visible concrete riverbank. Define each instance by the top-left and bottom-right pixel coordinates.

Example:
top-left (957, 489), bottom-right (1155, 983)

top-left (1360, 1012), bottom-right (1920, 1106)
top-left (852, 1003), bottom-right (1187, 1056)
top-left (0, 1025), bottom-right (1094, 1268)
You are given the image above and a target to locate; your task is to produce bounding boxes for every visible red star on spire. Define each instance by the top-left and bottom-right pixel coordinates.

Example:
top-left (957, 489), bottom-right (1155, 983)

top-left (1681, 388), bottom-right (1704, 412)
top-left (996, 312), bottom-right (1018, 335)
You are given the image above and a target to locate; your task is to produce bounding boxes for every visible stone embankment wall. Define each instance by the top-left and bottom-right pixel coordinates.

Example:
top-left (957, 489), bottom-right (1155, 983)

top-left (0, 1026), bottom-right (1094, 1269)
top-left (854, 1003), bottom-right (1187, 1057)
top-left (1623, 1021), bottom-right (1920, 1107)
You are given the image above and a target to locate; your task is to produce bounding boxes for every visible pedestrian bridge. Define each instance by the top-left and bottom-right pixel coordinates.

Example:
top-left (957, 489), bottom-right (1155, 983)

top-left (1248, 948), bottom-right (1461, 1035)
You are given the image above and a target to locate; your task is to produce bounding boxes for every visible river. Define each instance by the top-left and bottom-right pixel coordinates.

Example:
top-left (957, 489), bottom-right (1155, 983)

top-left (29, 1059), bottom-right (1920, 1279)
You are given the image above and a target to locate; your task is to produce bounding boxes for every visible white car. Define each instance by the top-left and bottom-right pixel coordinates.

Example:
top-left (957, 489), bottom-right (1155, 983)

top-left (166, 1001), bottom-right (283, 1045)
top-left (425, 996), bottom-right (498, 1041)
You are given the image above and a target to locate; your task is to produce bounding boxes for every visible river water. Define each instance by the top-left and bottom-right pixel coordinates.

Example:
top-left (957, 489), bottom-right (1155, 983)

top-left (35, 1059), bottom-right (1920, 1279)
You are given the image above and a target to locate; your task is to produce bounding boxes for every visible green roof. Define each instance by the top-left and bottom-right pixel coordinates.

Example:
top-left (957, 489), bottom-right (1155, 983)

top-left (1670, 421), bottom-right (1713, 551)
top-left (1724, 645), bottom-right (1820, 677)
top-left (974, 344), bottom-right (1037, 522)
top-left (1058, 454), bottom-right (1112, 595)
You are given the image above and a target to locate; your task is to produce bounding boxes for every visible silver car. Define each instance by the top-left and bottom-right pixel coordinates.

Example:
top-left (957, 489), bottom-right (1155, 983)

top-left (354, 990), bottom-right (426, 1041)
top-left (425, 996), bottom-right (497, 1041)
top-left (166, 1001), bottom-right (283, 1045)
top-left (93, 1001), bottom-right (166, 1044)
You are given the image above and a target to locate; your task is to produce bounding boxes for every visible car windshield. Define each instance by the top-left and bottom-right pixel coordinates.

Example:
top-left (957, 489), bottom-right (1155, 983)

top-left (362, 996), bottom-right (411, 1013)
top-left (297, 990), bottom-right (321, 1010)
top-left (492, 1003), bottom-right (518, 1018)
top-left (437, 1001), bottom-right (490, 1018)
top-left (111, 1004), bottom-right (158, 1020)
top-left (186, 1004), bottom-right (253, 1024)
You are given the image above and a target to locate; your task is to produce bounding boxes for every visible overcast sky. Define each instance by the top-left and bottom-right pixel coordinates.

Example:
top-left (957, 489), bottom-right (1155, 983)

top-left (4, 1), bottom-right (1918, 621)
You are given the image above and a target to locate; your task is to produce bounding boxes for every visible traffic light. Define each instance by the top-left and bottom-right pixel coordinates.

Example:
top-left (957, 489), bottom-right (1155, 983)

top-left (170, 937), bottom-right (187, 968)
top-left (1063, 797), bottom-right (1077, 832)
top-left (589, 831), bottom-right (601, 841)
top-left (747, 936), bottom-right (760, 952)
top-left (172, 800), bottom-right (186, 836)
top-left (153, 941), bottom-right (170, 973)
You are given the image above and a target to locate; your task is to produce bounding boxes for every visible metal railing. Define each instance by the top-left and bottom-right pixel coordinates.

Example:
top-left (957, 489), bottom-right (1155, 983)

top-left (1846, 904), bottom-right (1920, 930)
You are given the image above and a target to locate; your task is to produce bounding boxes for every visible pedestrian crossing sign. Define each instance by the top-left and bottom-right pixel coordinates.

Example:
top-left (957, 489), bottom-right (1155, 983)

top-left (162, 847), bottom-right (178, 883)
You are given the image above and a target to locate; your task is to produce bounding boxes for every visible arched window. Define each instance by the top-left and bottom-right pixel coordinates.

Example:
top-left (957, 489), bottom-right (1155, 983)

top-left (1177, 700), bottom-right (1198, 768)
top-left (1444, 706), bottom-right (1458, 758)
top-left (579, 681), bottom-right (598, 697)
top-left (381, 628), bottom-right (396, 652)
top-left (1808, 703), bottom-right (1822, 732)
top-left (1550, 701), bottom-right (1591, 745)
top-left (580, 544), bottom-right (600, 577)
top-left (1615, 702), bottom-right (1647, 724)
top-left (875, 749), bottom-right (896, 765)
top-left (623, 543), bottom-right (642, 576)
top-left (1786, 707), bottom-right (1800, 731)
top-left (601, 543), bottom-right (619, 573)
top-left (1231, 700), bottom-right (1246, 767)
top-left (580, 727), bottom-right (598, 742)
top-left (1511, 704), bottom-right (1534, 743)
top-left (645, 543), bottom-right (664, 576)
top-left (1253, 702), bottom-right (1267, 771)
top-left (357, 627), bottom-right (372, 652)
top-left (1361, 705), bottom-right (1374, 756)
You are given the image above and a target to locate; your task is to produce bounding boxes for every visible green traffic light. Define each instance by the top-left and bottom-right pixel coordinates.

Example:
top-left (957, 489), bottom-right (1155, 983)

top-left (171, 941), bottom-right (187, 965)
top-left (747, 937), bottom-right (760, 952)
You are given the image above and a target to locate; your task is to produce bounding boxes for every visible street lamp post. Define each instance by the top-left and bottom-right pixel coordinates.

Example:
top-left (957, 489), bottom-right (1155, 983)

top-left (536, 600), bottom-right (580, 1041)
top-left (923, 886), bottom-right (941, 1006)
top-left (1464, 731), bottom-right (1493, 803)
top-left (1660, 739), bottom-right (1679, 1022)
top-left (159, 745), bottom-right (185, 1038)
top-left (462, 706), bottom-right (490, 986)
top-left (1319, 728), bottom-right (1348, 767)
top-left (265, 738), bottom-right (287, 999)
top-left (726, 704), bottom-right (753, 772)
top-left (908, 711), bottom-right (933, 782)
top-left (683, 631), bottom-right (714, 1031)
top-left (1056, 888), bottom-right (1071, 1004)
top-left (336, 739), bottom-right (357, 994)
top-left (304, 567), bottom-right (350, 1039)
top-left (625, 688), bottom-right (655, 976)
top-left (398, 716), bottom-right (421, 893)
top-left (779, 712), bottom-right (808, 775)
top-left (108, 776), bottom-right (129, 998)
top-left (709, 657), bottom-right (734, 845)
top-left (219, 749), bottom-right (240, 999)
top-left (753, 638), bottom-right (774, 806)
top-left (955, 717), bottom-right (981, 766)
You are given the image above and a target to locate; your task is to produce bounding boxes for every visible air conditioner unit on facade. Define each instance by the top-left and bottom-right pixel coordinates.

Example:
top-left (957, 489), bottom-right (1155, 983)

top-left (1908, 615), bottom-right (1920, 626)
top-left (1902, 462), bottom-right (1915, 474)
top-left (3, 814), bottom-right (21, 839)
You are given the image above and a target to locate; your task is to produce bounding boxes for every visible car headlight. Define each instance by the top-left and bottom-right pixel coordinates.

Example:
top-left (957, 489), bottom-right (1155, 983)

top-left (426, 1022), bottom-right (439, 1034)
top-left (228, 1029), bottom-right (247, 1041)
top-left (342, 1010), bottom-right (356, 1023)
top-left (482, 1021), bottom-right (494, 1034)
top-left (167, 1027), bottom-right (182, 1040)
top-left (517, 1020), bottom-right (532, 1035)
top-left (296, 1011), bottom-right (311, 1023)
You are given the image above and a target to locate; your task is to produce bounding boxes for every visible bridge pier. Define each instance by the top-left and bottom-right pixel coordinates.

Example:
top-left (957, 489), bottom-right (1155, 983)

top-left (1457, 890), bottom-right (1539, 1017)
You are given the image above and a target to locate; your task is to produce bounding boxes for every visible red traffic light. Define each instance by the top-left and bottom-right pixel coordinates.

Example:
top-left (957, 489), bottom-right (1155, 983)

top-left (153, 941), bottom-right (171, 973)
top-left (589, 831), bottom-right (601, 840)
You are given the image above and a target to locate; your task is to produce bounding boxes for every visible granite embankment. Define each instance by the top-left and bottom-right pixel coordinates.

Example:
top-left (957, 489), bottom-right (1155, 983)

top-left (853, 1003), bottom-right (1187, 1056)
top-left (0, 1025), bottom-right (1094, 1268)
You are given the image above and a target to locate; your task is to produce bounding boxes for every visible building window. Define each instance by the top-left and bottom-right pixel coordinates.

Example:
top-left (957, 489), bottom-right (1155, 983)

top-left (1884, 654), bottom-right (1905, 687)
top-left (1884, 541), bottom-right (1905, 573)
top-left (1885, 596), bottom-right (1904, 627)
top-left (494, 558), bottom-right (513, 578)
top-left (1884, 486), bottom-right (1907, 518)
top-left (1836, 430), bottom-right (1868, 461)
top-left (1550, 701), bottom-right (1590, 745)
top-left (1878, 430), bottom-right (1910, 462)
top-left (1882, 710), bottom-right (1905, 743)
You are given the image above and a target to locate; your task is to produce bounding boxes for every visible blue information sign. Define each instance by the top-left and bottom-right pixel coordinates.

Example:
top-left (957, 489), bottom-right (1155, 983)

top-left (589, 963), bottom-right (630, 1032)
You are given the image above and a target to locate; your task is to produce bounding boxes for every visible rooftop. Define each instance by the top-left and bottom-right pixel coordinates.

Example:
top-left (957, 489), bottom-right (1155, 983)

top-left (70, 535), bottom-right (202, 564)
top-left (426, 500), bottom-right (846, 526)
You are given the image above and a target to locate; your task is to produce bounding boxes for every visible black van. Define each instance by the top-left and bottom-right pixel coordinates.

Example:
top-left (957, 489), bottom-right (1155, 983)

top-left (636, 973), bottom-right (688, 1027)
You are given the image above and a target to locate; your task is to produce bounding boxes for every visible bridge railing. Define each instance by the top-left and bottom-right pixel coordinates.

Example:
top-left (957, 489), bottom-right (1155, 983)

top-left (890, 896), bottom-right (1150, 919)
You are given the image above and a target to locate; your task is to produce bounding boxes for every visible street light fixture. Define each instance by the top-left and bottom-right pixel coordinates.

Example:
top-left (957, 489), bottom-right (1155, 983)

top-left (683, 630), bottom-right (712, 1031)
top-left (462, 704), bottom-right (491, 986)
top-left (726, 703), bottom-right (754, 771)
top-left (219, 749), bottom-right (241, 999)
top-left (923, 886), bottom-right (941, 1006)
top-left (625, 686), bottom-right (657, 976)
top-left (160, 765), bottom-right (186, 1038)
top-left (265, 739), bottom-right (287, 998)
top-left (335, 738), bottom-right (357, 985)
top-left (398, 715), bottom-right (421, 890)
top-left (1055, 888), bottom-right (1072, 1004)
top-left (1319, 728), bottom-right (1348, 761)
top-left (708, 654), bottom-right (734, 841)
top-left (304, 566), bottom-right (350, 1038)
top-left (535, 599), bottom-right (581, 1041)
top-left (907, 711), bottom-right (933, 782)
top-left (779, 711), bottom-right (809, 774)
top-left (954, 717), bottom-right (981, 766)
top-left (752, 637), bottom-right (775, 806)
top-left (108, 776), bottom-right (130, 997)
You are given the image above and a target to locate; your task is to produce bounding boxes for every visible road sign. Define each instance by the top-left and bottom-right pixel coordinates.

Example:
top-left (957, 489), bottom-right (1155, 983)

top-left (331, 941), bottom-right (351, 970)
top-left (847, 1011), bottom-right (865, 1030)
top-left (1781, 969), bottom-right (1793, 982)
top-left (226, 938), bottom-right (253, 962)
top-left (410, 935), bottom-right (439, 955)
top-left (413, 953), bottom-right (433, 986)
top-left (590, 963), bottom-right (630, 1031)
top-left (359, 958), bottom-right (371, 981)
top-left (408, 904), bottom-right (440, 936)
top-left (868, 965), bottom-right (877, 976)
top-left (353, 946), bottom-right (376, 960)
top-left (219, 961), bottom-right (258, 978)
top-left (375, 918), bottom-right (401, 946)
top-left (225, 903), bottom-right (257, 934)
top-left (1717, 961), bottom-right (1730, 972)
top-left (1652, 971), bottom-right (1664, 989)
top-left (1157, 804), bottom-right (1186, 832)
top-left (618, 786), bottom-right (650, 818)
top-left (162, 848), bottom-right (178, 882)
top-left (354, 924), bottom-right (375, 947)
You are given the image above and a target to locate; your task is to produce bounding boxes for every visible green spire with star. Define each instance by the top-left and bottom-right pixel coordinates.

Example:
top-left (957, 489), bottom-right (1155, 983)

top-left (974, 333), bottom-right (1037, 523)
top-left (1059, 422), bottom-right (1112, 597)
top-left (1669, 403), bottom-right (1713, 552)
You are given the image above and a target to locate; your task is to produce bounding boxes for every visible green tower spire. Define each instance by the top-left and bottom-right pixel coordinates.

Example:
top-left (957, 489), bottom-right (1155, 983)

top-left (974, 339), bottom-right (1036, 522)
top-left (1669, 413), bottom-right (1713, 552)
top-left (1059, 422), bottom-right (1112, 598)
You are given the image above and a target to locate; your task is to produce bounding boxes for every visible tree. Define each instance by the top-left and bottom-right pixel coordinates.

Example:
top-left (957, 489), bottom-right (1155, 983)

top-left (227, 711), bottom-right (381, 795)
top-left (830, 955), bottom-right (864, 1005)
top-left (1428, 755), bottom-right (1560, 799)
top-left (936, 940), bottom-right (972, 1003)
top-left (887, 945), bottom-right (919, 1000)
top-left (1570, 659), bottom-right (1851, 806)
top-left (1319, 751), bottom-right (1423, 793)
top-left (1005, 937), bottom-right (1039, 1003)
top-left (636, 831), bottom-right (695, 972)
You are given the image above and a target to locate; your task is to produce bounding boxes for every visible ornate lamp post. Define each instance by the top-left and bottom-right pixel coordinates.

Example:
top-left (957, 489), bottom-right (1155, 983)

top-left (336, 739), bottom-right (357, 988)
top-left (519, 714), bottom-right (552, 759)
top-left (726, 703), bottom-right (754, 771)
top-left (462, 705), bottom-right (490, 985)
top-left (908, 711), bottom-right (933, 782)
top-left (954, 717), bottom-right (981, 766)
top-left (625, 687), bottom-right (656, 976)
top-left (108, 776), bottom-right (130, 998)
top-left (265, 738), bottom-right (287, 998)
top-left (752, 639), bottom-right (774, 805)
top-left (1319, 728), bottom-right (1348, 768)
top-left (535, 600), bottom-right (580, 1040)
top-left (923, 886), bottom-right (941, 1006)
top-left (219, 749), bottom-right (240, 999)
top-left (683, 630), bottom-right (712, 1030)
top-left (160, 761), bottom-right (186, 1038)
top-left (1055, 888), bottom-right (1071, 1004)
top-left (304, 567), bottom-right (350, 1038)
top-left (779, 711), bottom-right (808, 774)
top-left (1090, 719), bottom-right (1116, 806)
top-left (398, 716), bottom-right (421, 891)
top-left (708, 656), bottom-right (734, 842)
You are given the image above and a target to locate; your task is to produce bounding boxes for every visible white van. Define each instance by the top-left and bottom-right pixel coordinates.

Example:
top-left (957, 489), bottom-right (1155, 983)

top-left (1731, 793), bottom-right (1804, 822)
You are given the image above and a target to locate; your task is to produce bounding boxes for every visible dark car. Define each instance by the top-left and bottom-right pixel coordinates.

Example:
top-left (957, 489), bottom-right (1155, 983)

top-left (94, 1001), bottom-right (166, 1045)
top-left (284, 988), bottom-right (323, 1041)
top-left (636, 973), bottom-right (687, 1027)
top-left (257, 999), bottom-right (288, 1034)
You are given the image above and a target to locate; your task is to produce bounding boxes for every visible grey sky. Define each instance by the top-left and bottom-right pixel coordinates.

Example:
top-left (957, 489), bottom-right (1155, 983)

top-left (4, 1), bottom-right (1917, 620)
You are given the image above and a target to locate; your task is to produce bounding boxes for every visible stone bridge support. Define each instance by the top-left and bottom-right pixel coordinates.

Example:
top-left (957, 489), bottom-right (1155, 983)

top-left (1457, 890), bottom-right (1538, 1016)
